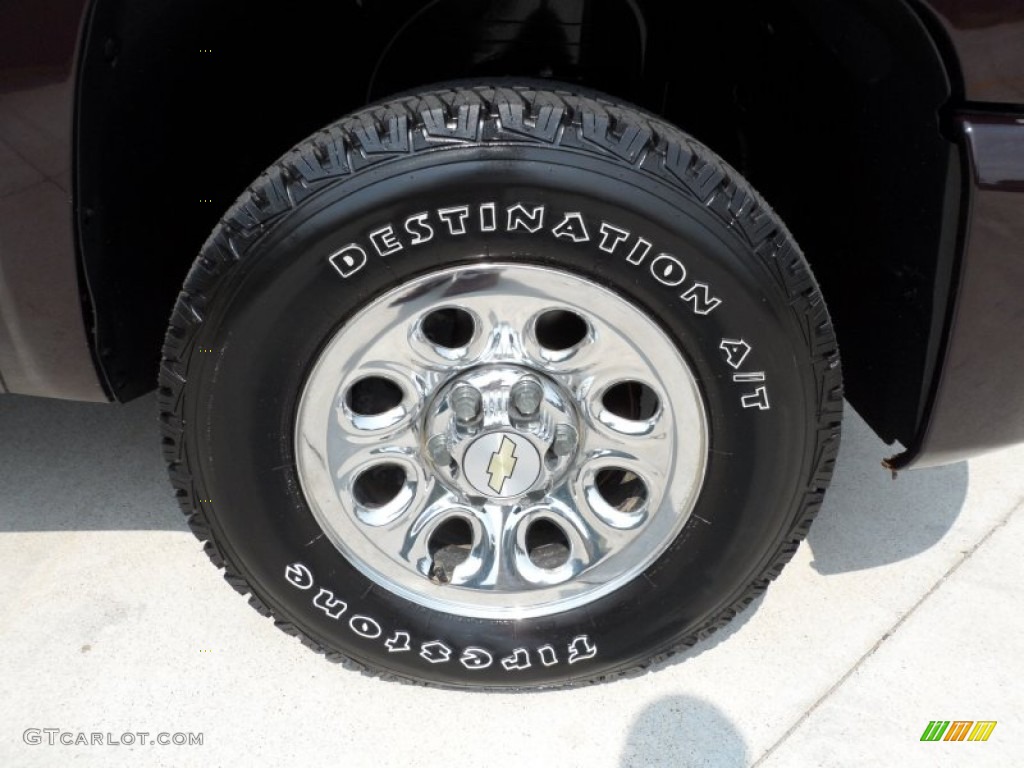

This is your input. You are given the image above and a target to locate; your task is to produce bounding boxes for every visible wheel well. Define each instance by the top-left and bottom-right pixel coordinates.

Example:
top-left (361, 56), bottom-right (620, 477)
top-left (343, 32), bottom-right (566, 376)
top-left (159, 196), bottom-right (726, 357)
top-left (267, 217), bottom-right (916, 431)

top-left (78, 0), bottom-right (957, 448)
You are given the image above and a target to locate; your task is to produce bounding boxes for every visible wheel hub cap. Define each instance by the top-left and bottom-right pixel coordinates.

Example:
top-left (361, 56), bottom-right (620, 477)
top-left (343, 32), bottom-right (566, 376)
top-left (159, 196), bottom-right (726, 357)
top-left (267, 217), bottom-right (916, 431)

top-left (424, 365), bottom-right (578, 501)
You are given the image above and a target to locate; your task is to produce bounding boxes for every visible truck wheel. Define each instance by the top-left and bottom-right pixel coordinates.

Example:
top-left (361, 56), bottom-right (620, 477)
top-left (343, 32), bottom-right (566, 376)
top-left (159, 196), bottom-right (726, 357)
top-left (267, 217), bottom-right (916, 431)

top-left (159, 83), bottom-right (842, 688)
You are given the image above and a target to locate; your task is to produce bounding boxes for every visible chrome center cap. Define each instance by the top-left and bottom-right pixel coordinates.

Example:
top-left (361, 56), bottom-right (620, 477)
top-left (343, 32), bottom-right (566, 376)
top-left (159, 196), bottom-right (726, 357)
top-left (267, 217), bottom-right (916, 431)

top-left (464, 431), bottom-right (542, 498)
top-left (423, 364), bottom-right (580, 501)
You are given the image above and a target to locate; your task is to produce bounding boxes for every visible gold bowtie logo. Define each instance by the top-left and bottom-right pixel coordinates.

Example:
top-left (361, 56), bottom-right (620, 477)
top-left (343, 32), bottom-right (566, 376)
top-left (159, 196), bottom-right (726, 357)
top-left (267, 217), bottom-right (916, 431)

top-left (486, 436), bottom-right (519, 494)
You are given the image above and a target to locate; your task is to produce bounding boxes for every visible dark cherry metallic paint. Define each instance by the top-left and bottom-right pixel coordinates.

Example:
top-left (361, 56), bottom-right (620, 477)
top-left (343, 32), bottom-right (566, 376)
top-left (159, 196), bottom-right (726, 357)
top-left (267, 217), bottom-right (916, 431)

top-left (962, 114), bottom-right (1024, 191)
top-left (923, 0), bottom-right (1024, 103)
top-left (892, 113), bottom-right (1024, 468)
top-left (0, 0), bottom-right (1023, 470)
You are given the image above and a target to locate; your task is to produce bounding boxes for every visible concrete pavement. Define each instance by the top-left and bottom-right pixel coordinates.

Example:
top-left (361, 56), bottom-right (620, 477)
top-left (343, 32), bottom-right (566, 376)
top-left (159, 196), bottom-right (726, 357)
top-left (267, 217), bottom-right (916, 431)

top-left (0, 393), bottom-right (1020, 767)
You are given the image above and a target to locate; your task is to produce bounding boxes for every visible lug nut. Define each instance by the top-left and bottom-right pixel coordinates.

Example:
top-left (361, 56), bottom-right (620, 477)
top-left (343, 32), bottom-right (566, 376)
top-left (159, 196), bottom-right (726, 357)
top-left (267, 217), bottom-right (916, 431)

top-left (510, 378), bottom-right (543, 417)
top-left (450, 384), bottom-right (482, 425)
top-left (427, 434), bottom-right (452, 466)
top-left (552, 424), bottom-right (578, 457)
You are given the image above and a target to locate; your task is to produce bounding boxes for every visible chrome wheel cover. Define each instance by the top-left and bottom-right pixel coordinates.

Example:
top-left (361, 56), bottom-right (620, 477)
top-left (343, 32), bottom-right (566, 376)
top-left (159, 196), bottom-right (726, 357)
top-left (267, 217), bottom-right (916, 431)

top-left (294, 264), bottom-right (708, 619)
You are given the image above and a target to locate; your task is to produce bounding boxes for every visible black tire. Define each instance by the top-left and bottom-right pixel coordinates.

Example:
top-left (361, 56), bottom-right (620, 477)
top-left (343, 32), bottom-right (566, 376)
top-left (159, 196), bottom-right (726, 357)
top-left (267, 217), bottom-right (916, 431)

top-left (159, 83), bottom-right (842, 689)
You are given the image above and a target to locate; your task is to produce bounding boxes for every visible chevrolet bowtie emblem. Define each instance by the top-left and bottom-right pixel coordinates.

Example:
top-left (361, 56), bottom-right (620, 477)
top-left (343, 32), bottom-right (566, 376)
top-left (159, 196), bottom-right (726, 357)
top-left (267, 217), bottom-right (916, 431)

top-left (486, 435), bottom-right (519, 494)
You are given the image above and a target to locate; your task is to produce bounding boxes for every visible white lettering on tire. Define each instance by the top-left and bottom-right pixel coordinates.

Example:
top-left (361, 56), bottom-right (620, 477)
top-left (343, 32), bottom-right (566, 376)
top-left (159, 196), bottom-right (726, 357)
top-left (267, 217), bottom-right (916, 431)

top-left (551, 212), bottom-right (591, 243)
top-left (284, 562), bottom-right (314, 590)
top-left (327, 244), bottom-right (367, 278)
top-left (369, 225), bottom-right (403, 257)
top-left (420, 641), bottom-right (453, 664)
top-left (506, 203), bottom-right (546, 233)
top-left (501, 648), bottom-right (532, 671)
top-left (567, 635), bottom-right (598, 664)
top-left (479, 203), bottom-right (497, 232)
top-left (349, 615), bottom-right (383, 639)
top-left (741, 386), bottom-right (771, 410)
top-left (403, 212), bottom-right (434, 245)
top-left (437, 205), bottom-right (470, 235)
top-left (720, 339), bottom-right (752, 369)
top-left (597, 222), bottom-right (630, 253)
top-left (284, 566), bottom-right (601, 671)
top-left (720, 338), bottom-right (772, 410)
top-left (650, 253), bottom-right (687, 287)
top-left (312, 588), bottom-right (348, 619)
top-left (626, 237), bottom-right (651, 265)
top-left (733, 372), bottom-right (766, 383)
top-left (537, 645), bottom-right (559, 666)
top-left (460, 647), bottom-right (494, 670)
top-left (681, 282), bottom-right (722, 315)
top-left (385, 631), bottom-right (411, 653)
top-left (326, 203), bottom-right (722, 318)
